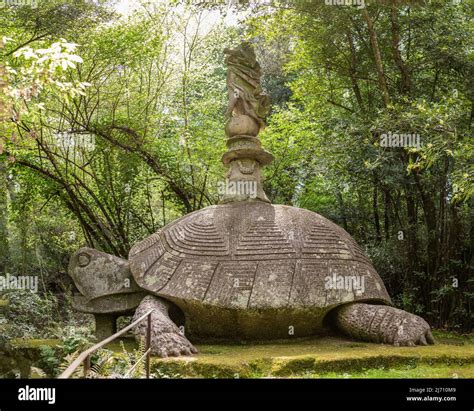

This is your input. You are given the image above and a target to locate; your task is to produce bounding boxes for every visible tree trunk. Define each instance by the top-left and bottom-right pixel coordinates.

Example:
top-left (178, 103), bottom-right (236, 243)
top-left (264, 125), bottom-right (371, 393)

top-left (372, 180), bottom-right (382, 243)
top-left (362, 9), bottom-right (391, 107)
top-left (390, 3), bottom-right (411, 95)
top-left (345, 30), bottom-right (366, 113)
top-left (383, 187), bottom-right (391, 241)
top-left (413, 172), bottom-right (439, 277)
top-left (405, 184), bottom-right (418, 277)
top-left (0, 158), bottom-right (9, 274)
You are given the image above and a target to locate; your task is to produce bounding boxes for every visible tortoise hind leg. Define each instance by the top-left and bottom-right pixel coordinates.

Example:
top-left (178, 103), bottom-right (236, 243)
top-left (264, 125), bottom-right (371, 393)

top-left (133, 296), bottom-right (197, 358)
top-left (333, 303), bottom-right (435, 346)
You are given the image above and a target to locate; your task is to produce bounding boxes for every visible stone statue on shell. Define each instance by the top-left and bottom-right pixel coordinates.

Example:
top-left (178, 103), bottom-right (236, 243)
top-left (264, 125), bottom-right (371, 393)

top-left (224, 41), bottom-right (270, 133)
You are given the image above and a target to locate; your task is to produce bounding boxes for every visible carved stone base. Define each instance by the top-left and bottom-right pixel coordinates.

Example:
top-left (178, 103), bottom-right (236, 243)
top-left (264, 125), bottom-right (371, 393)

top-left (94, 314), bottom-right (117, 340)
top-left (219, 159), bottom-right (270, 203)
top-left (220, 132), bottom-right (274, 204)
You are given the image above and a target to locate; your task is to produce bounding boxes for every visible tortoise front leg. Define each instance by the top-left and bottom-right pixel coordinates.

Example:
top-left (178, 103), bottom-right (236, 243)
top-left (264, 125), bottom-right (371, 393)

top-left (133, 296), bottom-right (197, 358)
top-left (334, 303), bottom-right (435, 346)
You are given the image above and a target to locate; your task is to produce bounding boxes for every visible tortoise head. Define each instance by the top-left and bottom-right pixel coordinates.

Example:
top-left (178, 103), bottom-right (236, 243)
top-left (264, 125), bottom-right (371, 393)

top-left (68, 247), bottom-right (141, 301)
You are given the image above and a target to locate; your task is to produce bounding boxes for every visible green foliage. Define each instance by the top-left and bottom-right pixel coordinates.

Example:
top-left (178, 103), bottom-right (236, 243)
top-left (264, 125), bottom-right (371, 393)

top-left (58, 330), bottom-right (92, 355)
top-left (38, 345), bottom-right (61, 377)
top-left (58, 339), bottom-right (150, 379)
top-left (0, 288), bottom-right (93, 346)
top-left (0, 0), bottom-right (471, 339)
top-left (2, 290), bottom-right (57, 338)
top-left (248, 1), bottom-right (473, 330)
top-left (38, 327), bottom-right (93, 377)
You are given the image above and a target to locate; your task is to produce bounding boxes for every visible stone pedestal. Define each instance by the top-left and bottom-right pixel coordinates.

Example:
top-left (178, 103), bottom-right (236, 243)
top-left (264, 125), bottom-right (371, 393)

top-left (220, 116), bottom-right (274, 204)
top-left (94, 314), bottom-right (117, 340)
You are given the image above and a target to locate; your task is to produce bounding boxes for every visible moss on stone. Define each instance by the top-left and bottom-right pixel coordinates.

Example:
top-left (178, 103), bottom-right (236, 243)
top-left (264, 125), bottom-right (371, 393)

top-left (6, 333), bottom-right (473, 378)
top-left (308, 364), bottom-right (474, 379)
top-left (10, 339), bottom-right (60, 349)
top-left (150, 334), bottom-right (474, 378)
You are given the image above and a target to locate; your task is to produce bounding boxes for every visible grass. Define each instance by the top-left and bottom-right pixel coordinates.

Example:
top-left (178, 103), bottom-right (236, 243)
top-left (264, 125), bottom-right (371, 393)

top-left (151, 331), bottom-right (474, 378)
top-left (307, 364), bottom-right (474, 379)
top-left (9, 330), bottom-right (474, 379)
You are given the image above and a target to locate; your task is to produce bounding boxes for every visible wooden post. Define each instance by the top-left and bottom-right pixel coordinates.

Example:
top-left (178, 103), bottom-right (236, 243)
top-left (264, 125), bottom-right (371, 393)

top-left (58, 309), bottom-right (154, 379)
top-left (83, 354), bottom-right (91, 378)
top-left (145, 312), bottom-right (151, 379)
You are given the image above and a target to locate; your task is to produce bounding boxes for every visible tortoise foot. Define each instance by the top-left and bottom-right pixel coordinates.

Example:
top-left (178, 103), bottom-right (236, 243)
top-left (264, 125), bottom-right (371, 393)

top-left (334, 303), bottom-right (435, 346)
top-left (133, 295), bottom-right (198, 358)
top-left (150, 332), bottom-right (198, 358)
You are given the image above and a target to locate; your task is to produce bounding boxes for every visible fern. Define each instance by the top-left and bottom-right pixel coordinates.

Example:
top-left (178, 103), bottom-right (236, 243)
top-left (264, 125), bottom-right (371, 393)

top-left (58, 350), bottom-right (83, 378)
top-left (88, 349), bottom-right (114, 378)
top-left (30, 367), bottom-right (47, 378)
top-left (121, 338), bottom-right (147, 378)
top-left (58, 340), bottom-right (148, 378)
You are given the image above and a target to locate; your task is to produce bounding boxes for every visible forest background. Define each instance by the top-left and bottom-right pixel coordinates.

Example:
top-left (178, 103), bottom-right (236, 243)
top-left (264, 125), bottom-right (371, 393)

top-left (0, 0), bottom-right (472, 341)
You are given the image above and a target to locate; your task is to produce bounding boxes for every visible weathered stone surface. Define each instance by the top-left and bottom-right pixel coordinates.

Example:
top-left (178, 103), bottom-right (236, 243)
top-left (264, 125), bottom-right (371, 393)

top-left (225, 115), bottom-right (259, 137)
top-left (224, 42), bottom-right (270, 132)
top-left (69, 247), bottom-right (141, 300)
top-left (221, 42), bottom-right (273, 204)
top-left (128, 201), bottom-right (391, 340)
top-left (94, 314), bottom-right (118, 341)
top-left (67, 42), bottom-right (434, 353)
top-left (334, 303), bottom-right (435, 346)
top-left (133, 295), bottom-right (197, 357)
top-left (150, 336), bottom-right (470, 378)
top-left (70, 292), bottom-right (146, 314)
top-left (68, 247), bottom-right (147, 338)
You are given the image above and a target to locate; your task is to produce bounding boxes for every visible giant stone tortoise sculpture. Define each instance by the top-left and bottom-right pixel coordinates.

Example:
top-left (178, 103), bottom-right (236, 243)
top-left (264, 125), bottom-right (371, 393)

top-left (68, 42), bottom-right (434, 357)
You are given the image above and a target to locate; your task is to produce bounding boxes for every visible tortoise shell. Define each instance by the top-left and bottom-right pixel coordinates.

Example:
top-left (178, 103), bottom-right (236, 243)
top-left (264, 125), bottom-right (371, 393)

top-left (129, 201), bottom-right (390, 338)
